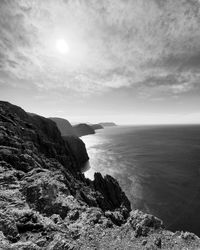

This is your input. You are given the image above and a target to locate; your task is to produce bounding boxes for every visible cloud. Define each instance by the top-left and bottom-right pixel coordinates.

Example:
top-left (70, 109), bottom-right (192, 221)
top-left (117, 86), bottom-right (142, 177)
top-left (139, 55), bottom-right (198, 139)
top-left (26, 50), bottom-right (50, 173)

top-left (1, 0), bottom-right (200, 96)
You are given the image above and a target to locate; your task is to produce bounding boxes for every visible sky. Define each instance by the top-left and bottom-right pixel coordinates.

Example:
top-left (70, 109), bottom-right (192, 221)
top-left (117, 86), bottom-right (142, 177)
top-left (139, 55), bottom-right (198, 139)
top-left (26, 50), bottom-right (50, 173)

top-left (1, 0), bottom-right (200, 124)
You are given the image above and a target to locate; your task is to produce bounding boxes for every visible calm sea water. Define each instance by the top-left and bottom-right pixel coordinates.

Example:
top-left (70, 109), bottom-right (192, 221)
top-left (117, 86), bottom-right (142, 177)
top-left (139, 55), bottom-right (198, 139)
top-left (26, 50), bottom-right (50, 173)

top-left (82, 125), bottom-right (200, 236)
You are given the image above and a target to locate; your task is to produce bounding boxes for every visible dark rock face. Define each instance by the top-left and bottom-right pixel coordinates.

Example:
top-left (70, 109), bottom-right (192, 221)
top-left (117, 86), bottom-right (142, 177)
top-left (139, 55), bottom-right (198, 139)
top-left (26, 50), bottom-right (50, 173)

top-left (63, 135), bottom-right (89, 168)
top-left (93, 173), bottom-right (131, 215)
top-left (49, 117), bottom-right (76, 136)
top-left (49, 117), bottom-right (90, 168)
top-left (0, 101), bottom-right (132, 249)
top-left (73, 123), bottom-right (95, 137)
top-left (0, 101), bottom-right (200, 250)
top-left (91, 124), bottom-right (103, 130)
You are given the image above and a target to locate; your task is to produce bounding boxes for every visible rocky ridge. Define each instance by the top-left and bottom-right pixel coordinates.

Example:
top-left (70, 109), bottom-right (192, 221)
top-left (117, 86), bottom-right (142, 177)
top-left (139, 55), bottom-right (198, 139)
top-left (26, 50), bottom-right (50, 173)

top-left (50, 117), bottom-right (95, 137)
top-left (49, 117), bottom-right (76, 137)
top-left (0, 101), bottom-right (200, 249)
top-left (73, 123), bottom-right (95, 137)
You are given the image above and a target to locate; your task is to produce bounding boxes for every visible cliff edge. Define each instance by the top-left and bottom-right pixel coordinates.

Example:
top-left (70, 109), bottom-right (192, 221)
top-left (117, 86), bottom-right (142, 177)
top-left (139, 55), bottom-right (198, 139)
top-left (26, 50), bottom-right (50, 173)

top-left (0, 101), bottom-right (200, 250)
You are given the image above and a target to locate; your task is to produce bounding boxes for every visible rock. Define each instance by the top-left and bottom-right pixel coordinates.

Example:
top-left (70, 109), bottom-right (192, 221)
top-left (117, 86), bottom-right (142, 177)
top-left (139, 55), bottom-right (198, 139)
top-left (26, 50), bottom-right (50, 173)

top-left (93, 173), bottom-right (131, 215)
top-left (142, 239), bottom-right (147, 246)
top-left (105, 211), bottom-right (125, 226)
top-left (16, 211), bottom-right (44, 233)
top-left (10, 241), bottom-right (40, 250)
top-left (68, 210), bottom-right (79, 221)
top-left (47, 234), bottom-right (75, 250)
top-left (179, 231), bottom-right (196, 240)
top-left (154, 237), bottom-right (161, 248)
top-left (127, 210), bottom-right (163, 237)
top-left (21, 169), bottom-right (71, 218)
top-left (63, 135), bottom-right (89, 169)
top-left (0, 212), bottom-right (19, 242)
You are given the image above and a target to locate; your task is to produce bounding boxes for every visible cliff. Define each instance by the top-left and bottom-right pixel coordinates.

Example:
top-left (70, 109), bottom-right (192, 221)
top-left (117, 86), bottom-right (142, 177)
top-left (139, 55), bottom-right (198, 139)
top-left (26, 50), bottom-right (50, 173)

top-left (49, 117), bottom-right (76, 136)
top-left (73, 123), bottom-right (95, 137)
top-left (63, 135), bottom-right (89, 168)
top-left (0, 101), bottom-right (200, 250)
top-left (49, 118), bottom-right (90, 167)
top-left (50, 117), bottom-right (95, 137)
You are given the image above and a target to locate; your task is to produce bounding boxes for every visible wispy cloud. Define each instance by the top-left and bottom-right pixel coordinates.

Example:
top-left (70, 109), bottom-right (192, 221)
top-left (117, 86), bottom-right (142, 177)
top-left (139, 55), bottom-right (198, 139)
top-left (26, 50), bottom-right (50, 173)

top-left (1, 0), bottom-right (200, 96)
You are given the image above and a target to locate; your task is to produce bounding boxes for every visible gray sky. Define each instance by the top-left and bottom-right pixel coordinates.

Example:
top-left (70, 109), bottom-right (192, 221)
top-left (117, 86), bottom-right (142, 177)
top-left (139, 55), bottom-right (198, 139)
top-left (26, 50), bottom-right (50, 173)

top-left (1, 0), bottom-right (200, 124)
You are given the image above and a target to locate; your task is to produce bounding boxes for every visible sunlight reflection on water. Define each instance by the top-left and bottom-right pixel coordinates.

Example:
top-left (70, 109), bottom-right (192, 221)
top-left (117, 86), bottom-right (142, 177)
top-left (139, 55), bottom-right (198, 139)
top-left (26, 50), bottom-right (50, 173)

top-left (81, 125), bottom-right (200, 236)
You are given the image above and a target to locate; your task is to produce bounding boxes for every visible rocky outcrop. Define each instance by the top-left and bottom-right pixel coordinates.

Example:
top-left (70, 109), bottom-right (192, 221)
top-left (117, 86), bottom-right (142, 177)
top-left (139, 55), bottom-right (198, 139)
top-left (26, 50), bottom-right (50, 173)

top-left (73, 123), bottom-right (95, 137)
top-left (0, 100), bottom-right (200, 250)
top-left (91, 124), bottom-right (103, 130)
top-left (49, 117), bottom-right (76, 136)
top-left (93, 173), bottom-right (131, 214)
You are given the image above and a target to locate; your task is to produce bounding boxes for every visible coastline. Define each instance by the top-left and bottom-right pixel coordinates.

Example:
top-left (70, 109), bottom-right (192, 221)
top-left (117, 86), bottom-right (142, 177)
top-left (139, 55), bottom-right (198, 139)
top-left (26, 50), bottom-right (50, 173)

top-left (0, 101), bottom-right (200, 249)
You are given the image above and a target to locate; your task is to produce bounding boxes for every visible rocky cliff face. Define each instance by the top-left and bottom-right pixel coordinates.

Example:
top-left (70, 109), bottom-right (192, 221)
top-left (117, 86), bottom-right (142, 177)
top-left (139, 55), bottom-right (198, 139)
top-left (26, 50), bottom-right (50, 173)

top-left (49, 117), bottom-right (76, 136)
top-left (50, 117), bottom-right (95, 137)
top-left (49, 118), bottom-right (90, 168)
top-left (0, 101), bottom-right (200, 250)
top-left (63, 135), bottom-right (89, 168)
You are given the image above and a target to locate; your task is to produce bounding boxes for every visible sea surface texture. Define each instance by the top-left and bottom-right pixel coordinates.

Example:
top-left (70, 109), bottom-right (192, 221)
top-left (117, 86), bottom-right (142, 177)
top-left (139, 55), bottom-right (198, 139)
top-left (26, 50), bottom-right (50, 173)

top-left (82, 125), bottom-right (200, 236)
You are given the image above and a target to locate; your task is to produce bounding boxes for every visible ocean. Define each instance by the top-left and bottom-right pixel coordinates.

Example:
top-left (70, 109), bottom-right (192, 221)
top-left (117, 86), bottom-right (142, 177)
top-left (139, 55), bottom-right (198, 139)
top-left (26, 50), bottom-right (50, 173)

top-left (82, 125), bottom-right (200, 236)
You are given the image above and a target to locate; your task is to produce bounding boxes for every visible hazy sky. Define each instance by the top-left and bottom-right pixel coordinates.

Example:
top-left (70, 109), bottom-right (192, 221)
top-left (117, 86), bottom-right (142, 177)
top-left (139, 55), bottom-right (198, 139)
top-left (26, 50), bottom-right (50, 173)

top-left (1, 0), bottom-right (200, 124)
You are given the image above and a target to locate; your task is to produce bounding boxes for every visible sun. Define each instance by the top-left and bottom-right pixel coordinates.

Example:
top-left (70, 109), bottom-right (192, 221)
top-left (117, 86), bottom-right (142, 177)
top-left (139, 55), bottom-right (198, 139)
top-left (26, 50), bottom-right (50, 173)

top-left (56, 39), bottom-right (70, 54)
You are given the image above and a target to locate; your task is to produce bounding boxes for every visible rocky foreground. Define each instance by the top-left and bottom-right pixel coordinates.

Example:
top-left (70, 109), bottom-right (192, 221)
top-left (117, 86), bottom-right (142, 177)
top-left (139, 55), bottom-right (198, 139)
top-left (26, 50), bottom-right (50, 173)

top-left (0, 101), bottom-right (200, 249)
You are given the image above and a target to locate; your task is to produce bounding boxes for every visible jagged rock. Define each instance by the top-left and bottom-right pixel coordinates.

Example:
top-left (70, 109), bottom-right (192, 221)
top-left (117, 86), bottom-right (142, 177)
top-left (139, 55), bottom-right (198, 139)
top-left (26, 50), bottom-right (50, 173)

top-left (47, 234), bottom-right (75, 250)
top-left (105, 210), bottom-right (125, 226)
top-left (0, 212), bottom-right (19, 242)
top-left (179, 231), bottom-right (197, 240)
top-left (127, 210), bottom-right (163, 237)
top-left (93, 172), bottom-right (131, 214)
top-left (16, 211), bottom-right (44, 233)
top-left (21, 169), bottom-right (71, 218)
top-left (154, 237), bottom-right (162, 248)
top-left (9, 241), bottom-right (41, 250)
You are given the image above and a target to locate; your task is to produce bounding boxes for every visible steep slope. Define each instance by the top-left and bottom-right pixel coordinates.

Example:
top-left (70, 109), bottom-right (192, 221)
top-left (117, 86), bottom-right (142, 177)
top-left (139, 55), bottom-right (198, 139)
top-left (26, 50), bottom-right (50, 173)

top-left (73, 123), bottom-right (95, 137)
top-left (50, 117), bottom-right (95, 137)
top-left (49, 117), bottom-right (76, 136)
top-left (0, 101), bottom-right (200, 250)
top-left (49, 118), bottom-right (91, 167)
top-left (63, 135), bottom-right (89, 168)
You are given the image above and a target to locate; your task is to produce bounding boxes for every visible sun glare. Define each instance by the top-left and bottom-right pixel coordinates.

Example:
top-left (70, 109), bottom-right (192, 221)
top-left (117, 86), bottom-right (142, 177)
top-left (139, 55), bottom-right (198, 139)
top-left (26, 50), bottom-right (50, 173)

top-left (56, 39), bottom-right (69, 54)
